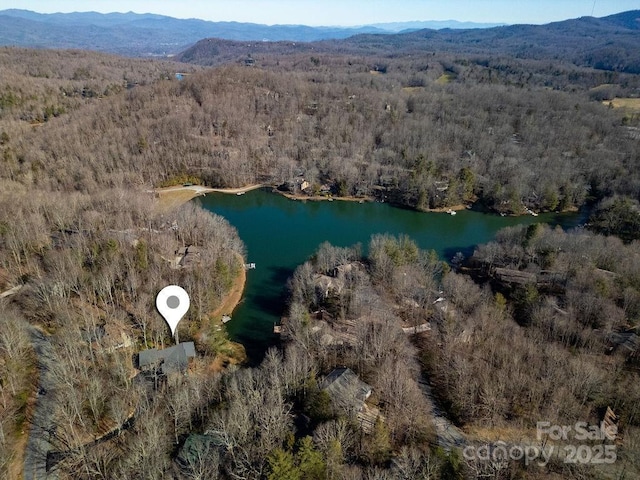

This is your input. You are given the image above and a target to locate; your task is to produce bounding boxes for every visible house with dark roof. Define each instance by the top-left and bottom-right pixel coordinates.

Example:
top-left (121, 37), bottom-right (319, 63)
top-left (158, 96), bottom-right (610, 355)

top-left (177, 433), bottom-right (228, 470)
top-left (607, 331), bottom-right (640, 357)
top-left (321, 367), bottom-right (372, 414)
top-left (138, 342), bottom-right (196, 375)
top-left (321, 367), bottom-right (380, 433)
top-left (176, 245), bottom-right (201, 268)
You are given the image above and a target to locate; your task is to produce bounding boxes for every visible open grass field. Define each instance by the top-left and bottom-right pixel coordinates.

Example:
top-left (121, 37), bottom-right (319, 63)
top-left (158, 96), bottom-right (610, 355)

top-left (604, 97), bottom-right (640, 112)
top-left (436, 73), bottom-right (456, 84)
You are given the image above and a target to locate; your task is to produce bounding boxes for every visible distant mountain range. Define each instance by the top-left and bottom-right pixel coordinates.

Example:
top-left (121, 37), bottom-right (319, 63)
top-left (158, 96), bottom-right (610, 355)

top-left (178, 10), bottom-right (640, 74)
top-left (0, 9), bottom-right (502, 56)
top-left (382, 10), bottom-right (640, 73)
top-left (0, 9), bottom-right (638, 74)
top-left (369, 20), bottom-right (505, 32)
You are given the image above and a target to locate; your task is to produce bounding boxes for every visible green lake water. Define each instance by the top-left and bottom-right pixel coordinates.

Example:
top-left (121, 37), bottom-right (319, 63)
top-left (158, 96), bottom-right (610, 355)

top-left (195, 189), bottom-right (584, 361)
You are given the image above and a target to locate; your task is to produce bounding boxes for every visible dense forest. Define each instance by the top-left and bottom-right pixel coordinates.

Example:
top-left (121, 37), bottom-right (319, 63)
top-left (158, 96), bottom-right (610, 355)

top-left (0, 11), bottom-right (639, 477)
top-left (0, 49), bottom-right (246, 478)
top-left (2, 47), bottom-right (639, 218)
top-left (277, 226), bottom-right (640, 479)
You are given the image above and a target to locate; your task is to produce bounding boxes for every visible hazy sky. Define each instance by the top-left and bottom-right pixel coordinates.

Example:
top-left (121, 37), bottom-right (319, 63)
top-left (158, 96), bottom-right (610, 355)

top-left (5, 0), bottom-right (639, 26)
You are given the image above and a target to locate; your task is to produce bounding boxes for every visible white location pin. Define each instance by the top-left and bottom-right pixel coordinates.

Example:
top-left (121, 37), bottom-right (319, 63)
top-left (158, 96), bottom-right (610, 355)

top-left (156, 285), bottom-right (190, 336)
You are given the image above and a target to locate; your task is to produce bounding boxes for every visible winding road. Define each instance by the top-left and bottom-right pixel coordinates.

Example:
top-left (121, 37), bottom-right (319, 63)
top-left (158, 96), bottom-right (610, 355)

top-left (417, 374), bottom-right (466, 450)
top-left (24, 327), bottom-right (57, 480)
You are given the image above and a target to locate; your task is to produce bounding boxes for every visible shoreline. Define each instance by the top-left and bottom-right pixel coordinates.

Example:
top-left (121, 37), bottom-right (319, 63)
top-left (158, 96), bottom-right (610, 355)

top-left (276, 190), bottom-right (374, 203)
top-left (208, 253), bottom-right (246, 323)
top-left (196, 253), bottom-right (248, 365)
top-left (155, 182), bottom-right (577, 219)
top-left (157, 183), bottom-right (265, 195)
top-left (417, 203), bottom-right (469, 213)
top-left (154, 184), bottom-right (264, 212)
top-left (277, 190), bottom-right (475, 213)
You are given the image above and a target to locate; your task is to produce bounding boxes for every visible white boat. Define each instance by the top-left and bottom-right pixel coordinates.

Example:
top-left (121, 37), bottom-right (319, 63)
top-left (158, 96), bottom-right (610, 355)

top-left (236, 191), bottom-right (246, 196)
top-left (447, 209), bottom-right (457, 215)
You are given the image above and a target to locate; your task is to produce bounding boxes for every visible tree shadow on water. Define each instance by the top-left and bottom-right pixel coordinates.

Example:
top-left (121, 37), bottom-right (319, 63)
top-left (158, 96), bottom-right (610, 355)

top-left (442, 245), bottom-right (476, 264)
top-left (251, 265), bottom-right (295, 317)
top-left (234, 265), bottom-right (294, 365)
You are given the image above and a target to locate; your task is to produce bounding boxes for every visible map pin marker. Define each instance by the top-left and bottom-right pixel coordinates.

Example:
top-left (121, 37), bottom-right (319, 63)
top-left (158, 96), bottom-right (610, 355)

top-left (156, 285), bottom-right (190, 338)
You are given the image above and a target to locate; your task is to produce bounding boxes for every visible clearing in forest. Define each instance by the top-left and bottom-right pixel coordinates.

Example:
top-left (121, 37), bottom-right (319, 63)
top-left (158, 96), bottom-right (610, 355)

top-left (604, 97), bottom-right (640, 112)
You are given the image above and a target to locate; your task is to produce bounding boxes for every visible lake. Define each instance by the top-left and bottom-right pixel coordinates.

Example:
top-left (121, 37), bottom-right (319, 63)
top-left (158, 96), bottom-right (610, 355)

top-left (195, 188), bottom-right (583, 361)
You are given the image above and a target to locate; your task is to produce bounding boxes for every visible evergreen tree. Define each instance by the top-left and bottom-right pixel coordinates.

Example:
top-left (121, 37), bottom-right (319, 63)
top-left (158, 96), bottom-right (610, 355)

top-left (267, 448), bottom-right (300, 480)
top-left (297, 436), bottom-right (326, 480)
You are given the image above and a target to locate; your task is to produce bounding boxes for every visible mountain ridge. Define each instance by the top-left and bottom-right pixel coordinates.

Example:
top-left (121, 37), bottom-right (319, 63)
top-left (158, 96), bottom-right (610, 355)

top-left (0, 8), bottom-right (638, 73)
top-left (177, 10), bottom-right (640, 73)
top-left (0, 9), bottom-right (503, 55)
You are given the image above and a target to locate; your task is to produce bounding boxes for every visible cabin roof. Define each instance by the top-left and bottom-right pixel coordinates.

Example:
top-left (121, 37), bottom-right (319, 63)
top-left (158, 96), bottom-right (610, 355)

top-left (177, 433), bottom-right (227, 467)
top-left (321, 367), bottom-right (372, 412)
top-left (176, 245), bottom-right (201, 267)
top-left (493, 267), bottom-right (537, 285)
top-left (608, 332), bottom-right (640, 354)
top-left (138, 342), bottom-right (196, 374)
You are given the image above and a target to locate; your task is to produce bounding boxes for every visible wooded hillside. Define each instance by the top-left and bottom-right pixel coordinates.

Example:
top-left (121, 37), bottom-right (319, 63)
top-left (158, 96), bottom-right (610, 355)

top-left (0, 49), bottom-right (246, 479)
top-left (2, 48), bottom-right (639, 215)
top-left (281, 227), bottom-right (640, 478)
